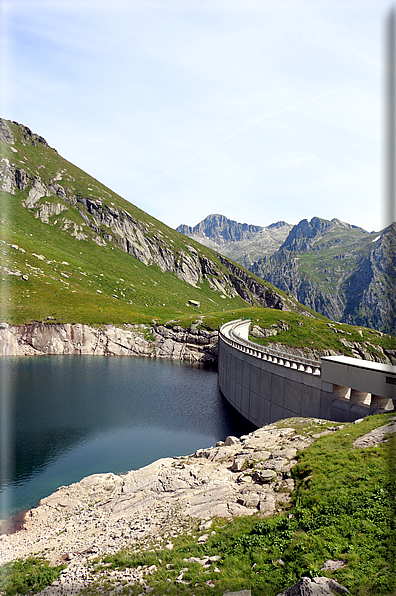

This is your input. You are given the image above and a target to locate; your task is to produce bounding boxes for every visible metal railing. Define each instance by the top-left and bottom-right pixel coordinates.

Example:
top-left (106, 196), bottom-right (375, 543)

top-left (219, 319), bottom-right (321, 376)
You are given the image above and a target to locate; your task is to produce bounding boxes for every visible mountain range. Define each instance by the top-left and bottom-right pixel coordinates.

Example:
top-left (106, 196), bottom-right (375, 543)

top-left (177, 215), bottom-right (292, 267)
top-left (177, 214), bottom-right (395, 335)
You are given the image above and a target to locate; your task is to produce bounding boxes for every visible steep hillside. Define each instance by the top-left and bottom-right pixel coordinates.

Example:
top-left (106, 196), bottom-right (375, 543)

top-left (177, 214), bottom-right (292, 267)
top-left (0, 119), bottom-right (304, 327)
top-left (250, 217), bottom-right (395, 335)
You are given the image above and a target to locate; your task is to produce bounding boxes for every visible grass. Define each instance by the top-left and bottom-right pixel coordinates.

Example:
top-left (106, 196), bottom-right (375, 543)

top-left (1, 120), bottom-right (393, 358)
top-left (75, 414), bottom-right (394, 596)
top-left (245, 310), bottom-right (394, 358)
top-left (0, 557), bottom-right (65, 595)
top-left (1, 120), bottom-right (291, 326)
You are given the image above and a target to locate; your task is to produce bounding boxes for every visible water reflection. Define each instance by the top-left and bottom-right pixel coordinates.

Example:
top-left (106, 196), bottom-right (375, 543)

top-left (1, 356), bottom-right (255, 517)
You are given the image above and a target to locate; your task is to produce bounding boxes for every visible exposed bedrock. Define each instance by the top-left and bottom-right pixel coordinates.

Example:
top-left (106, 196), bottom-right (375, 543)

top-left (0, 322), bottom-right (219, 362)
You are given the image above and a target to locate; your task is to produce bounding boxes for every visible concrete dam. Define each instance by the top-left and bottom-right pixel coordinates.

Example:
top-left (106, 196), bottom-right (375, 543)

top-left (218, 319), bottom-right (395, 427)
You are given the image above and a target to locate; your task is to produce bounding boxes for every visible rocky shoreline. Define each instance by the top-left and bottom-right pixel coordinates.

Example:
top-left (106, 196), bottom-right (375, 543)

top-left (1, 417), bottom-right (394, 595)
top-left (2, 320), bottom-right (394, 367)
top-left (0, 420), bottom-right (320, 594)
top-left (0, 322), bottom-right (218, 362)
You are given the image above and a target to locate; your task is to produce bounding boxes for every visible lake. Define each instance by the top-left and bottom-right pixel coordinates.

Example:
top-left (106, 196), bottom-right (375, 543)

top-left (0, 356), bottom-right (255, 519)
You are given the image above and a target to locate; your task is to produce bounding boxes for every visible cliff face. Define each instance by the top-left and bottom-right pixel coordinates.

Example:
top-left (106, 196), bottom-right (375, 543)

top-left (251, 218), bottom-right (395, 335)
top-left (0, 322), bottom-right (219, 362)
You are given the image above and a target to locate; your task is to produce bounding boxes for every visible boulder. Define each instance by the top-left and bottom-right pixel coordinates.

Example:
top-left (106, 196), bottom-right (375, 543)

top-left (276, 576), bottom-right (350, 596)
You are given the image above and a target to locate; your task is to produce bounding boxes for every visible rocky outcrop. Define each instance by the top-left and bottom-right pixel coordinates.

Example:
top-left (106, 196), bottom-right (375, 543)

top-left (0, 322), bottom-right (218, 362)
top-left (0, 157), bottom-right (17, 194)
top-left (276, 576), bottom-right (350, 595)
top-left (153, 324), bottom-right (218, 362)
top-left (0, 422), bottom-right (313, 576)
top-left (0, 117), bottom-right (15, 143)
top-left (35, 202), bottom-right (68, 224)
top-left (219, 256), bottom-right (291, 309)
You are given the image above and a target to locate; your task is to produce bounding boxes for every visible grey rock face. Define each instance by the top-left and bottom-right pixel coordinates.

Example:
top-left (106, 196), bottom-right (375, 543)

top-left (0, 158), bottom-right (17, 194)
top-left (15, 167), bottom-right (31, 190)
top-left (276, 576), bottom-right (350, 596)
top-left (0, 118), bottom-right (14, 143)
top-left (0, 322), bottom-right (219, 362)
top-left (219, 256), bottom-right (289, 309)
top-left (35, 202), bottom-right (68, 224)
top-left (177, 214), bottom-right (292, 267)
top-left (353, 421), bottom-right (396, 448)
top-left (22, 176), bottom-right (50, 208)
top-left (251, 217), bottom-right (396, 334)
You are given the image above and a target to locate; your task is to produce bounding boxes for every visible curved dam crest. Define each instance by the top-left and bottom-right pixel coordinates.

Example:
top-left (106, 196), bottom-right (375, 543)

top-left (218, 320), bottom-right (395, 426)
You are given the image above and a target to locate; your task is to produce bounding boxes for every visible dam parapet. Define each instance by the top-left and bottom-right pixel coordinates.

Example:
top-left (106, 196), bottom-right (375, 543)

top-left (219, 319), bottom-right (395, 426)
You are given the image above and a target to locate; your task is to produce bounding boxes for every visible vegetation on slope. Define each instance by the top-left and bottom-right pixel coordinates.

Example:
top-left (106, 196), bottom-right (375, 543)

top-left (85, 414), bottom-right (395, 596)
top-left (251, 217), bottom-right (395, 335)
top-left (0, 557), bottom-right (65, 595)
top-left (0, 118), bottom-right (298, 327)
top-left (2, 414), bottom-right (392, 595)
top-left (0, 119), bottom-right (393, 360)
top-left (244, 309), bottom-right (394, 362)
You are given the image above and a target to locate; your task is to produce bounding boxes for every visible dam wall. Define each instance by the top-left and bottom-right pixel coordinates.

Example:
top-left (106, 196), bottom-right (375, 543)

top-left (218, 320), bottom-right (395, 427)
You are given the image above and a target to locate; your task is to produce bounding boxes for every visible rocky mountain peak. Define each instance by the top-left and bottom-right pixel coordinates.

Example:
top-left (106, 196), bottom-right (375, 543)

top-left (177, 214), bottom-right (293, 268)
top-left (280, 217), bottom-right (335, 252)
top-left (267, 220), bottom-right (289, 230)
top-left (177, 214), bottom-right (264, 244)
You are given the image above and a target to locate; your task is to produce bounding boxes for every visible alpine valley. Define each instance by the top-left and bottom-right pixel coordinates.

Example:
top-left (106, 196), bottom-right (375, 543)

top-left (0, 118), bottom-right (394, 363)
top-left (0, 120), bottom-right (395, 596)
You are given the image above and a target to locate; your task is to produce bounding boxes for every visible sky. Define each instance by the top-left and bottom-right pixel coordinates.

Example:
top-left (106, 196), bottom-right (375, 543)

top-left (0, 0), bottom-right (393, 232)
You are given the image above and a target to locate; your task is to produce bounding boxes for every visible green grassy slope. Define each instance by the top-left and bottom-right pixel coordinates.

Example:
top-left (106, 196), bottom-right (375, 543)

top-left (90, 414), bottom-right (395, 596)
top-left (0, 119), bottom-right (288, 326)
top-left (251, 217), bottom-right (395, 334)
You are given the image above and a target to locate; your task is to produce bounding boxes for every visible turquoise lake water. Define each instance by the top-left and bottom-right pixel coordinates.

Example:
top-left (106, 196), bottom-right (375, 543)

top-left (0, 356), bottom-right (255, 518)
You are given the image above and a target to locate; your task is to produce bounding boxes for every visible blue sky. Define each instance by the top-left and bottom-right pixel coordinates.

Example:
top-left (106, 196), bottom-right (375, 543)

top-left (0, 0), bottom-right (392, 232)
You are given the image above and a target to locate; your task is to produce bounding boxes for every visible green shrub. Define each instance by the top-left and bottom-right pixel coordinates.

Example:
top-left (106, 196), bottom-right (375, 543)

top-left (0, 557), bottom-right (65, 595)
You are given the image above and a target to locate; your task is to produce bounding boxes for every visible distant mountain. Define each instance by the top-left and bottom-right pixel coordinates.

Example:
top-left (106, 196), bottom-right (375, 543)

top-left (177, 214), bottom-right (395, 335)
top-left (176, 214), bottom-right (292, 267)
top-left (251, 217), bottom-right (395, 335)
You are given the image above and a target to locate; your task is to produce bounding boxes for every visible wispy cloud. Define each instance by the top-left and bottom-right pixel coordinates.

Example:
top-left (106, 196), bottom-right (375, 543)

top-left (2, 0), bottom-right (389, 231)
top-left (171, 76), bottom-right (373, 173)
